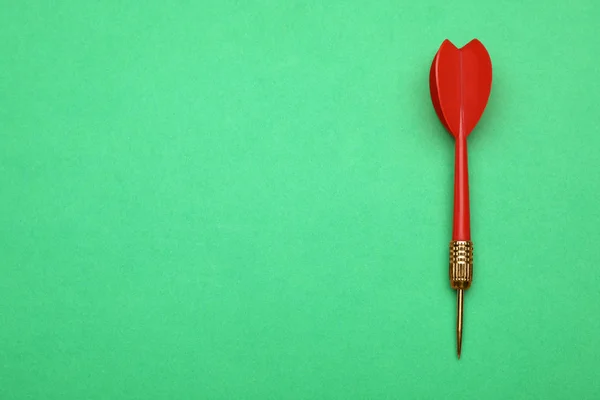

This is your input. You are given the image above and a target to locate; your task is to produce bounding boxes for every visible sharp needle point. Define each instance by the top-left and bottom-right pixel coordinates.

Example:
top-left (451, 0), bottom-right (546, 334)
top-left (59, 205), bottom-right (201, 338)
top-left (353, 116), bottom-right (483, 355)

top-left (457, 289), bottom-right (464, 359)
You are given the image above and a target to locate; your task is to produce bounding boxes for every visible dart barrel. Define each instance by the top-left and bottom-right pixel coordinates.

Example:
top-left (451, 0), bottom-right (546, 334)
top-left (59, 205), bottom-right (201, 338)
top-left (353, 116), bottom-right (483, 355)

top-left (449, 240), bottom-right (473, 290)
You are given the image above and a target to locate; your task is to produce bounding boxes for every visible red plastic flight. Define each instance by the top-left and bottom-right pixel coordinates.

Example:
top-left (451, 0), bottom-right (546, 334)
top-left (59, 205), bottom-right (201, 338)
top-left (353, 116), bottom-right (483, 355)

top-left (429, 39), bottom-right (492, 241)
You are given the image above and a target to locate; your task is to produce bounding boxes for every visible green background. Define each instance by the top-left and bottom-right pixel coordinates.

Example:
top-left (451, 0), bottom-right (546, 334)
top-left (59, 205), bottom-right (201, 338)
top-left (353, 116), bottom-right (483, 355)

top-left (2, 0), bottom-right (599, 398)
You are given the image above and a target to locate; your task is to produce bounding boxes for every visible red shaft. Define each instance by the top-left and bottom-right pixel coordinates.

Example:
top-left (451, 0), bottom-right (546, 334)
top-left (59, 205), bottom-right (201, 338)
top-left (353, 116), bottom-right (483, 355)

top-left (452, 133), bottom-right (471, 241)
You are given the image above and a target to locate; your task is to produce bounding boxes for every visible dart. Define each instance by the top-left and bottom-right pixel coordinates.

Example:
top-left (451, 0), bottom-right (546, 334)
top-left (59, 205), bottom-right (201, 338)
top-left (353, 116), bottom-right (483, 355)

top-left (429, 39), bottom-right (492, 358)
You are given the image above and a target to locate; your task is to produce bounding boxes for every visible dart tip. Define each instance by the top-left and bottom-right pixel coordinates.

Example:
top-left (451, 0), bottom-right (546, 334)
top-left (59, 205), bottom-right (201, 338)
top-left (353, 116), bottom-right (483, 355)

top-left (457, 289), bottom-right (464, 360)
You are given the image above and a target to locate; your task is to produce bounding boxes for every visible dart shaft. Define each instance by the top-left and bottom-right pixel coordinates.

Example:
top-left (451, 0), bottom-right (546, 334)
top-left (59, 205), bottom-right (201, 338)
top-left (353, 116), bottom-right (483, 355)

top-left (453, 134), bottom-right (471, 241)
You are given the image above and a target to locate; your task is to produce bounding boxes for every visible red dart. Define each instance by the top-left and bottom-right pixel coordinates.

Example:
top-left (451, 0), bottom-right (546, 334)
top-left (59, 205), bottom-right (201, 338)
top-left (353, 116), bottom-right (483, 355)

top-left (429, 39), bottom-right (492, 358)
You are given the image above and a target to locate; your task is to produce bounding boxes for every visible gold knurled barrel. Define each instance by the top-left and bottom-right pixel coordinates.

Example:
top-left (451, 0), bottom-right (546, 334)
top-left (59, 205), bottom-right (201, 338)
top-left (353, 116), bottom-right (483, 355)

top-left (450, 241), bottom-right (473, 290)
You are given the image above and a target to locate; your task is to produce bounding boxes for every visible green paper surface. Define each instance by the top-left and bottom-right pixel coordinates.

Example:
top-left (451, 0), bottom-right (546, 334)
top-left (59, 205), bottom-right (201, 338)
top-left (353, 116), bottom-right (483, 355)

top-left (2, 1), bottom-right (600, 398)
